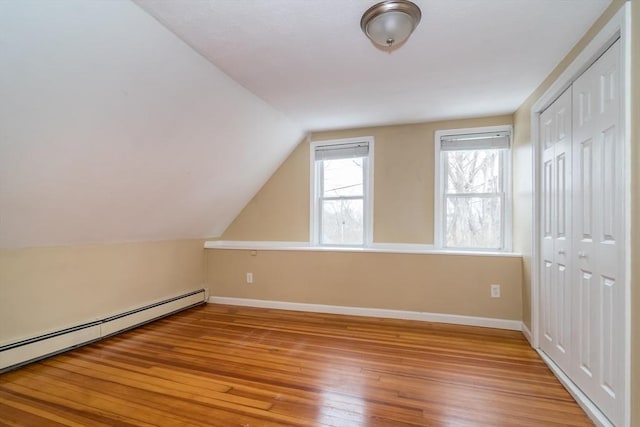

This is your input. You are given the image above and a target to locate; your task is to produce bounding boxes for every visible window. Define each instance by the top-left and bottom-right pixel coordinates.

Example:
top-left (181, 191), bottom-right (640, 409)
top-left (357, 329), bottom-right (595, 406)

top-left (435, 126), bottom-right (512, 251)
top-left (310, 138), bottom-right (374, 246)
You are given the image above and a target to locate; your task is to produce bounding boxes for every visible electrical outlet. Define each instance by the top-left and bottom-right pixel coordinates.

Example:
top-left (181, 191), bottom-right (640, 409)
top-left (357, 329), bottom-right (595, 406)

top-left (490, 284), bottom-right (501, 298)
top-left (246, 272), bottom-right (253, 284)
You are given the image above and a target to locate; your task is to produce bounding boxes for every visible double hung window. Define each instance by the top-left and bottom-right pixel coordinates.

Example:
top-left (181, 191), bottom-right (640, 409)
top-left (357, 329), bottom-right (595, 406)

top-left (435, 127), bottom-right (512, 251)
top-left (310, 138), bottom-right (373, 246)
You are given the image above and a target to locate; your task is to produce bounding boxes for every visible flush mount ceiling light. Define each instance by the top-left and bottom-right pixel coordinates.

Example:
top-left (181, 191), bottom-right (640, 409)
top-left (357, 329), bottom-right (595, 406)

top-left (360, 0), bottom-right (422, 49)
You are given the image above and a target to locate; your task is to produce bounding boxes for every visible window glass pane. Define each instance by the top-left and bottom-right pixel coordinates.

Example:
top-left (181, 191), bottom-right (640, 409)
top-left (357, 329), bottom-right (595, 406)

top-left (322, 158), bottom-right (363, 197)
top-left (445, 196), bottom-right (502, 249)
top-left (445, 150), bottom-right (501, 194)
top-left (321, 199), bottom-right (363, 245)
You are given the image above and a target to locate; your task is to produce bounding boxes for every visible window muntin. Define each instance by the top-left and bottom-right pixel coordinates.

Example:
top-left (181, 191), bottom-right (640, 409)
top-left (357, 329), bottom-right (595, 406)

top-left (311, 139), bottom-right (373, 246)
top-left (436, 127), bottom-right (511, 251)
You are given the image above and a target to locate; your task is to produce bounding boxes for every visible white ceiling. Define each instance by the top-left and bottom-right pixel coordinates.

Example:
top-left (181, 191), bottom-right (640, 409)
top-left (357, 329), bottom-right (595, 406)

top-left (0, 0), bottom-right (613, 249)
top-left (134, 0), bottom-right (612, 131)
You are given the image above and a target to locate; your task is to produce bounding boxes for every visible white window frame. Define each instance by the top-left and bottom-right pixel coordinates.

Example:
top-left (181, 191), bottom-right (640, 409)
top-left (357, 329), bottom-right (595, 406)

top-left (434, 125), bottom-right (513, 252)
top-left (310, 137), bottom-right (374, 247)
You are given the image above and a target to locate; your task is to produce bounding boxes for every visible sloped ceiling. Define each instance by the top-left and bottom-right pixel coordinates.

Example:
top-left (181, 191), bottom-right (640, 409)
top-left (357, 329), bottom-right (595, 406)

top-left (134, 0), bottom-right (612, 131)
top-left (0, 0), bottom-right (304, 248)
top-left (0, 0), bottom-right (612, 248)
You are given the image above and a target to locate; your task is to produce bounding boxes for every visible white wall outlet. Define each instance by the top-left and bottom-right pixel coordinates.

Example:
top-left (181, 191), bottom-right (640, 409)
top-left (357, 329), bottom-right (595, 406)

top-left (490, 284), bottom-right (501, 298)
top-left (246, 272), bottom-right (253, 284)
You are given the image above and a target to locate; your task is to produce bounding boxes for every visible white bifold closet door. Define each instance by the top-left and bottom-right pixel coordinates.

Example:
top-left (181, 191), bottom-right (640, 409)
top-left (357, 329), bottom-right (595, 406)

top-left (540, 86), bottom-right (572, 373)
top-left (539, 39), bottom-right (625, 426)
top-left (571, 39), bottom-right (624, 426)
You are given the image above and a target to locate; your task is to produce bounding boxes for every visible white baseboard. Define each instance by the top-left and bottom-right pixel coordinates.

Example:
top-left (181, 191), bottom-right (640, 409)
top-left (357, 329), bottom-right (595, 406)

top-left (208, 296), bottom-right (522, 331)
top-left (0, 289), bottom-right (205, 372)
top-left (537, 350), bottom-right (613, 427)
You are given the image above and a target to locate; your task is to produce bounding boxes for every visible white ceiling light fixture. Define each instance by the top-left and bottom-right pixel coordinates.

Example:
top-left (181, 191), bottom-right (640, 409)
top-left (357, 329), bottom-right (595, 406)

top-left (360, 0), bottom-right (422, 49)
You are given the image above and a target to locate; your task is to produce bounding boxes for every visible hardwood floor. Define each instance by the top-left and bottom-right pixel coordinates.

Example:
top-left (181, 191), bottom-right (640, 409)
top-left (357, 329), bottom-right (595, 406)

top-left (0, 304), bottom-right (592, 426)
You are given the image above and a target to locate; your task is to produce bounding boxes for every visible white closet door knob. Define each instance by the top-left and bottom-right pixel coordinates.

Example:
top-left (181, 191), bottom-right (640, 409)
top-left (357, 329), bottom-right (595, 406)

top-left (578, 251), bottom-right (587, 258)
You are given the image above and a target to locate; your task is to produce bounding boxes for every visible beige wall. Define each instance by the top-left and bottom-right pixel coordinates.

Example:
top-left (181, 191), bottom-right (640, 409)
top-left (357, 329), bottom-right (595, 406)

top-left (0, 239), bottom-right (205, 344)
top-left (223, 140), bottom-right (310, 241)
top-left (217, 115), bottom-right (522, 327)
top-left (223, 115), bottom-right (513, 244)
top-left (512, 108), bottom-right (533, 330)
top-left (207, 249), bottom-right (522, 320)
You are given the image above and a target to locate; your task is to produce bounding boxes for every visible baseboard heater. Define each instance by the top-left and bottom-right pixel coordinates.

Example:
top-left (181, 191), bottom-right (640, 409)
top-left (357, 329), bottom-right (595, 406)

top-left (0, 289), bottom-right (206, 373)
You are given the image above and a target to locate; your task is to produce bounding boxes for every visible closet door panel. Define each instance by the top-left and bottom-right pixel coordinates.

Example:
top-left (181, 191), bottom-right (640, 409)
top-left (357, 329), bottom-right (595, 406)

top-left (577, 269), bottom-right (594, 377)
top-left (539, 87), bottom-right (572, 372)
top-left (571, 40), bottom-right (624, 426)
top-left (540, 111), bottom-right (555, 350)
top-left (554, 97), bottom-right (572, 364)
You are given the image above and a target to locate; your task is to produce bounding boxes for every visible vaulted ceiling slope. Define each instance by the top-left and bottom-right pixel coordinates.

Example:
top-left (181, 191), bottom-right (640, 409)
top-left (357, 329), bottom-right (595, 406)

top-left (0, 0), bottom-right (304, 248)
top-left (135, 0), bottom-right (611, 131)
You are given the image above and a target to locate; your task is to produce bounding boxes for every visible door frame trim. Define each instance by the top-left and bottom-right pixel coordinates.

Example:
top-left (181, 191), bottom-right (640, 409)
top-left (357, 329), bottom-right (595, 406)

top-left (530, 4), bottom-right (631, 426)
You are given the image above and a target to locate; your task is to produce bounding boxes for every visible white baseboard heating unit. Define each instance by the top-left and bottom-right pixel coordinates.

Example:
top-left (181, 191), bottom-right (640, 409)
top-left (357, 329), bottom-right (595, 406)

top-left (0, 289), bottom-right (206, 373)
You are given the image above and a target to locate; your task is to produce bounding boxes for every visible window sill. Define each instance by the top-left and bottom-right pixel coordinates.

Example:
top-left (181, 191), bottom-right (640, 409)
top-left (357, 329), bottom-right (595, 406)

top-left (204, 241), bottom-right (522, 257)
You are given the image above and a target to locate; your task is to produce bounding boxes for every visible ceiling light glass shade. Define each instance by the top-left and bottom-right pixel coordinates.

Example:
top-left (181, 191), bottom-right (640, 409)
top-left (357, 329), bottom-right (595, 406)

top-left (361, 1), bottom-right (421, 48)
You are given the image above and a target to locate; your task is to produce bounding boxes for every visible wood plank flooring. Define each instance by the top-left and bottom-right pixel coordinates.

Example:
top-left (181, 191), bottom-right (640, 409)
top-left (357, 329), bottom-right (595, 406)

top-left (0, 304), bottom-right (592, 426)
